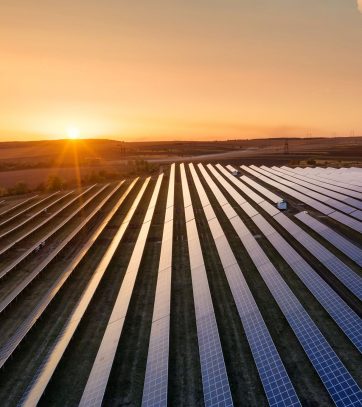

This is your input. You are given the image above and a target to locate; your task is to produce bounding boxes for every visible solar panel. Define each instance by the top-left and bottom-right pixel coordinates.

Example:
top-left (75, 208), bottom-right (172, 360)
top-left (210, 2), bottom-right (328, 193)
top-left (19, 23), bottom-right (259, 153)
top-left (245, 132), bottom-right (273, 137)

top-left (19, 177), bottom-right (150, 407)
top-left (329, 211), bottom-right (362, 234)
top-left (295, 168), bottom-right (362, 192)
top-left (180, 163), bottom-right (233, 407)
top-left (273, 212), bottom-right (362, 301)
top-left (295, 211), bottom-right (362, 267)
top-left (264, 166), bottom-right (362, 212)
top-left (207, 164), bottom-right (362, 405)
top-left (0, 183), bottom-right (125, 315)
top-left (0, 195), bottom-right (39, 218)
top-left (78, 175), bottom-right (163, 407)
top-left (0, 181), bottom-right (131, 369)
top-left (239, 174), bottom-right (282, 204)
top-left (209, 165), bottom-right (362, 353)
top-left (274, 167), bottom-right (362, 201)
top-left (241, 165), bottom-right (334, 215)
top-left (0, 191), bottom-right (60, 229)
top-left (0, 184), bottom-right (98, 262)
top-left (194, 164), bottom-right (300, 407)
top-left (142, 164), bottom-right (175, 407)
top-left (255, 166), bottom-right (358, 216)
top-left (241, 165), bottom-right (362, 233)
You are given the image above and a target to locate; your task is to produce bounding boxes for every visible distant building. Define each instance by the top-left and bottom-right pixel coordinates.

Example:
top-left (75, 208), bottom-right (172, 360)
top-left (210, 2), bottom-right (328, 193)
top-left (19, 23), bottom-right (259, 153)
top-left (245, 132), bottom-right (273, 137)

top-left (277, 200), bottom-right (288, 210)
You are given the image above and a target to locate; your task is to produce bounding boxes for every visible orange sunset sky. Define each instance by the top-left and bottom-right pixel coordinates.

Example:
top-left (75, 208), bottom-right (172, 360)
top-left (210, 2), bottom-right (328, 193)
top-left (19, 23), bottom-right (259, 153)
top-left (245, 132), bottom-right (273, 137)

top-left (0, 0), bottom-right (361, 141)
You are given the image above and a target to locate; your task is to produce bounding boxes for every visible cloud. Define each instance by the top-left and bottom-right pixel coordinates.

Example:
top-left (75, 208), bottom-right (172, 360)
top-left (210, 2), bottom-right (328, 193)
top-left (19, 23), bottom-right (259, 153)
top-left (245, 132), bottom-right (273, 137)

top-left (358, 0), bottom-right (362, 13)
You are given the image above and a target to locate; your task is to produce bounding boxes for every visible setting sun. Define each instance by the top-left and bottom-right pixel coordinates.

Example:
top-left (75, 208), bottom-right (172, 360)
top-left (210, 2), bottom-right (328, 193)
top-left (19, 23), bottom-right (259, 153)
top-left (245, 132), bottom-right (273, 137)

top-left (67, 127), bottom-right (80, 140)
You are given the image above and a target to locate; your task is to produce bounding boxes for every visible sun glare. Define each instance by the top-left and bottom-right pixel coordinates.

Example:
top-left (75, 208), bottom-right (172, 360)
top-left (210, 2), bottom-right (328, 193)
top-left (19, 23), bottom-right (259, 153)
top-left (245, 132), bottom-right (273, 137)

top-left (67, 127), bottom-right (80, 139)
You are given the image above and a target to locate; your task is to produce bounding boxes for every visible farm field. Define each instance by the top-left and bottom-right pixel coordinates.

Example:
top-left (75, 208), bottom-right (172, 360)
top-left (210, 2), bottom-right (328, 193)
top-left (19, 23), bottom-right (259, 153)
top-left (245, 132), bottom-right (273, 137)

top-left (0, 164), bottom-right (361, 407)
top-left (0, 137), bottom-right (361, 190)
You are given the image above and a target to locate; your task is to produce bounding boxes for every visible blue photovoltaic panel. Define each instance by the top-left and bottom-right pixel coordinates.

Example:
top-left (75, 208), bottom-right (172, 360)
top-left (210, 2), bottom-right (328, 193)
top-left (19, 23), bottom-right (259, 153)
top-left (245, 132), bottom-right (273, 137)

top-left (240, 175), bottom-right (282, 204)
top-left (194, 164), bottom-right (300, 407)
top-left (241, 165), bottom-right (362, 233)
top-left (284, 167), bottom-right (362, 194)
top-left (0, 184), bottom-right (98, 277)
top-left (254, 165), bottom-right (358, 216)
top-left (273, 212), bottom-right (362, 301)
top-left (241, 165), bottom-right (334, 215)
top-left (142, 164), bottom-right (175, 407)
top-left (263, 166), bottom-right (362, 212)
top-left (79, 175), bottom-right (163, 407)
top-left (297, 168), bottom-right (362, 192)
top-left (273, 167), bottom-right (362, 202)
top-left (0, 191), bottom-right (59, 229)
top-left (19, 178), bottom-right (146, 407)
top-left (213, 165), bottom-right (362, 352)
top-left (0, 183), bottom-right (124, 315)
top-left (180, 164), bottom-right (233, 407)
top-left (295, 211), bottom-right (362, 267)
top-left (0, 181), bottom-right (128, 369)
top-left (208, 164), bottom-right (362, 405)
top-left (329, 211), bottom-right (362, 234)
top-left (256, 165), bottom-right (362, 221)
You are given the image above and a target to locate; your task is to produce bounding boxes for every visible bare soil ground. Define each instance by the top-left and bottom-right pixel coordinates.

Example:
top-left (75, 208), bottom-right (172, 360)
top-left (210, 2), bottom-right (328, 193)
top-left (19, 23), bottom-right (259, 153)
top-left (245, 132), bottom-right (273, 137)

top-left (0, 137), bottom-right (361, 190)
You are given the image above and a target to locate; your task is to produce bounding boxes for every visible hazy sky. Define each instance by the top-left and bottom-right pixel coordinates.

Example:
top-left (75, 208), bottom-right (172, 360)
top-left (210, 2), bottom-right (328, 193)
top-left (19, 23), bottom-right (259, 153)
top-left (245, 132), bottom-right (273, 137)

top-left (0, 0), bottom-right (361, 141)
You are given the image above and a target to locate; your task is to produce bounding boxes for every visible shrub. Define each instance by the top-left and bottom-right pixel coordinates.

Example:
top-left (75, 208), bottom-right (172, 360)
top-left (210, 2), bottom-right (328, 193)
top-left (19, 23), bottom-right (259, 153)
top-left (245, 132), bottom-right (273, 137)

top-left (46, 175), bottom-right (66, 191)
top-left (11, 182), bottom-right (28, 195)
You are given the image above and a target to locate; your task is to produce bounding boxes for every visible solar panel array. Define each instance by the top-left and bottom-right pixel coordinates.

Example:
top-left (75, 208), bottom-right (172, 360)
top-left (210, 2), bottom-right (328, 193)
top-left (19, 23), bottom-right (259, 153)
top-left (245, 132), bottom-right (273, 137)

top-left (294, 211), bottom-right (362, 267)
top-left (193, 164), bottom-right (300, 407)
top-left (79, 175), bottom-right (163, 407)
top-left (261, 166), bottom-right (362, 212)
top-left (208, 165), bottom-right (362, 405)
top-left (1, 163), bottom-right (361, 407)
top-left (240, 175), bottom-right (282, 204)
top-left (253, 165), bottom-right (360, 216)
top-left (0, 195), bottom-right (38, 218)
top-left (0, 182), bottom-right (125, 315)
top-left (212, 165), bottom-right (362, 352)
top-left (180, 163), bottom-right (233, 407)
top-left (273, 212), bottom-right (362, 301)
top-left (20, 178), bottom-right (149, 407)
top-left (274, 167), bottom-right (362, 201)
top-left (0, 191), bottom-right (59, 229)
top-left (142, 164), bottom-right (175, 407)
top-left (241, 165), bottom-right (362, 233)
top-left (0, 184), bottom-right (98, 260)
top-left (290, 167), bottom-right (362, 192)
top-left (0, 180), bottom-right (130, 368)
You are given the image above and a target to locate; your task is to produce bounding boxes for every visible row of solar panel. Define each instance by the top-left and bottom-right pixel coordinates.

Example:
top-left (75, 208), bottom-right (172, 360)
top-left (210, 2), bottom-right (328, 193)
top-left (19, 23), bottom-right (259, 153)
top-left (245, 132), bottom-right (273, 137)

top-left (291, 167), bottom-right (362, 191)
top-left (0, 181), bottom-right (129, 369)
top-left (142, 163), bottom-right (175, 407)
top-left (202, 164), bottom-right (362, 406)
top-left (0, 191), bottom-right (60, 230)
top-left (252, 165), bottom-right (362, 218)
top-left (192, 163), bottom-right (300, 407)
top-left (261, 166), bottom-right (362, 211)
top-left (2, 164), bottom-right (361, 406)
top-left (214, 165), bottom-right (362, 352)
top-left (0, 184), bottom-right (98, 275)
top-left (79, 175), bottom-right (163, 407)
top-left (239, 165), bottom-right (362, 269)
top-left (0, 184), bottom-right (114, 318)
top-left (242, 166), bottom-right (362, 234)
top-left (180, 163), bottom-right (233, 407)
top-left (273, 166), bottom-right (362, 201)
top-left (20, 178), bottom-right (150, 406)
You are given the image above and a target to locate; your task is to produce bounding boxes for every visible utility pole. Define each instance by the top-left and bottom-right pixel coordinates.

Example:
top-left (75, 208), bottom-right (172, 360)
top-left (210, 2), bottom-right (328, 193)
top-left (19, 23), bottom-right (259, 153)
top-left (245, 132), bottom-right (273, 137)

top-left (284, 138), bottom-right (289, 155)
